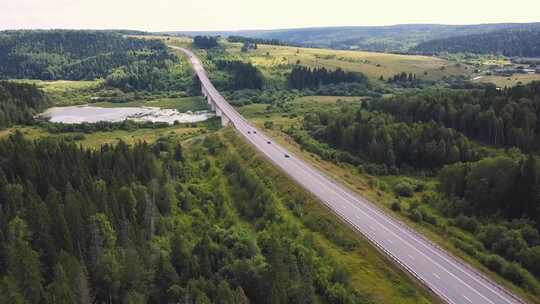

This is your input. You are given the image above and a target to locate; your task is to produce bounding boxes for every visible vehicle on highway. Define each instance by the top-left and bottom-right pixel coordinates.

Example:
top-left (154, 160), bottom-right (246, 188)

top-left (247, 131), bottom-right (251, 134)
top-left (267, 141), bottom-right (271, 144)
top-left (253, 131), bottom-right (257, 134)
top-left (174, 45), bottom-right (524, 304)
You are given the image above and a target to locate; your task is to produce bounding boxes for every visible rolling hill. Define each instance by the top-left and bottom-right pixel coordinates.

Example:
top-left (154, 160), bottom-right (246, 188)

top-left (412, 29), bottom-right (540, 57)
top-left (164, 22), bottom-right (540, 52)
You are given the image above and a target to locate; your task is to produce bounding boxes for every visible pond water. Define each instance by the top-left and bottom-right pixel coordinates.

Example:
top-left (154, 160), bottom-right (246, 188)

top-left (39, 105), bottom-right (213, 124)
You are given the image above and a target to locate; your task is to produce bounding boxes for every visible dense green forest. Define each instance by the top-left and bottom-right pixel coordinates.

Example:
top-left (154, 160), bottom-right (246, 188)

top-left (214, 60), bottom-right (264, 90)
top-left (412, 29), bottom-right (540, 57)
top-left (387, 72), bottom-right (421, 88)
top-left (0, 131), bottom-right (367, 303)
top-left (0, 81), bottom-right (50, 128)
top-left (301, 108), bottom-right (480, 171)
top-left (193, 36), bottom-right (219, 49)
top-left (283, 81), bottom-right (540, 293)
top-left (0, 30), bottom-right (192, 92)
top-left (435, 153), bottom-right (540, 291)
top-left (227, 36), bottom-right (289, 46)
top-left (288, 66), bottom-right (368, 90)
top-left (366, 82), bottom-right (540, 152)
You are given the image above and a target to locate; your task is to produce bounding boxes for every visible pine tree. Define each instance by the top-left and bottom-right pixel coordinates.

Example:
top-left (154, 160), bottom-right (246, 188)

top-left (46, 264), bottom-right (77, 303)
top-left (0, 276), bottom-right (25, 304)
top-left (6, 217), bottom-right (44, 304)
top-left (47, 188), bottom-right (74, 253)
top-left (174, 142), bottom-right (184, 162)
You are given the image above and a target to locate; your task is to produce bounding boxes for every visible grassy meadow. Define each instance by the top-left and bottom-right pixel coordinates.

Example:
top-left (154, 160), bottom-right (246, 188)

top-left (222, 40), bottom-right (471, 82)
top-left (0, 123), bottom-right (210, 149)
top-left (474, 73), bottom-right (540, 87)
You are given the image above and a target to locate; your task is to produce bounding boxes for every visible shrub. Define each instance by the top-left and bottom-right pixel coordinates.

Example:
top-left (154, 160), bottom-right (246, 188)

top-left (264, 121), bottom-right (274, 129)
top-left (480, 253), bottom-right (506, 273)
top-left (414, 182), bottom-right (426, 192)
top-left (409, 209), bottom-right (423, 222)
top-left (391, 201), bottom-right (401, 212)
top-left (453, 238), bottom-right (479, 257)
top-left (454, 215), bottom-right (479, 233)
top-left (394, 181), bottom-right (414, 197)
top-left (420, 209), bottom-right (438, 226)
top-left (502, 262), bottom-right (527, 286)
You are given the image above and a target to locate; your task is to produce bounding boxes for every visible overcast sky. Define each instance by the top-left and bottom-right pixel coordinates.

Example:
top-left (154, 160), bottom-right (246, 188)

top-left (1, 0), bottom-right (539, 31)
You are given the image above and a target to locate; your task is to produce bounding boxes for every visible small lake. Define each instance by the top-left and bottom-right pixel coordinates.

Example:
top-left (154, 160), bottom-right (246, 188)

top-left (39, 105), bottom-right (213, 124)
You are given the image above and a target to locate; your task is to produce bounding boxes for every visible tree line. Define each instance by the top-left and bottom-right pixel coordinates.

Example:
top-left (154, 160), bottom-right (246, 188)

top-left (412, 29), bottom-right (540, 57)
top-left (227, 36), bottom-right (290, 46)
top-left (193, 36), bottom-right (219, 49)
top-left (387, 72), bottom-right (420, 87)
top-left (214, 60), bottom-right (264, 90)
top-left (367, 82), bottom-right (540, 152)
top-left (288, 66), bottom-right (368, 90)
top-left (303, 107), bottom-right (479, 171)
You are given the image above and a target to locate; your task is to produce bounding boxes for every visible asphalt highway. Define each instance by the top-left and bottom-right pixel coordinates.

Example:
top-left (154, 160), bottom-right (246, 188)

top-left (172, 45), bottom-right (523, 304)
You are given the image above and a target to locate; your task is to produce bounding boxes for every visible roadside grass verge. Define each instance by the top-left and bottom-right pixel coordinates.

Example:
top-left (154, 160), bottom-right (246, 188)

top-left (220, 128), bottom-right (440, 304)
top-left (237, 95), bottom-right (540, 304)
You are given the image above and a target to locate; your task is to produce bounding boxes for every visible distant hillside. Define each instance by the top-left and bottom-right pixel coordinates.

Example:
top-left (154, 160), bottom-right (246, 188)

top-left (164, 23), bottom-right (540, 52)
top-left (412, 29), bottom-right (540, 57)
top-left (0, 30), bottom-right (172, 81)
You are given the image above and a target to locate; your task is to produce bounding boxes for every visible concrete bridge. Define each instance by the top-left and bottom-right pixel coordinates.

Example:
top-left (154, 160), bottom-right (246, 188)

top-left (201, 85), bottom-right (230, 126)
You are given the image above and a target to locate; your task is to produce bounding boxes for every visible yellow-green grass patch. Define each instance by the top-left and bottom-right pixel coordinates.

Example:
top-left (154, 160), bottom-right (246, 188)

top-left (224, 42), bottom-right (471, 82)
top-left (474, 73), bottom-right (540, 88)
top-left (1, 125), bottom-right (204, 149)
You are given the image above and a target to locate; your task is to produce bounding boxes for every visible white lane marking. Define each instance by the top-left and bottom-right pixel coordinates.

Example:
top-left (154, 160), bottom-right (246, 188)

top-left (285, 154), bottom-right (511, 303)
top-left (433, 273), bottom-right (440, 279)
top-left (235, 134), bottom-right (483, 304)
top-left (463, 295), bottom-right (473, 303)
top-left (408, 254), bottom-right (415, 260)
top-left (304, 164), bottom-right (513, 303)
top-left (369, 226), bottom-right (376, 231)
top-left (179, 47), bottom-right (511, 304)
top-left (284, 160), bottom-right (497, 304)
top-left (387, 239), bottom-right (393, 244)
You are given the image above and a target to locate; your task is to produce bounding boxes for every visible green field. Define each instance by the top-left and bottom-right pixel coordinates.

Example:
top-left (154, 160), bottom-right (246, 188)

top-left (222, 40), bottom-right (471, 82)
top-left (10, 79), bottom-right (104, 105)
top-left (153, 36), bottom-right (472, 86)
top-left (0, 124), bottom-right (208, 149)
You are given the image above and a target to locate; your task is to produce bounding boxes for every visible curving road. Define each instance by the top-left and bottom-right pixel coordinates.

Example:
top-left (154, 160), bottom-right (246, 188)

top-left (172, 45), bottom-right (523, 304)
